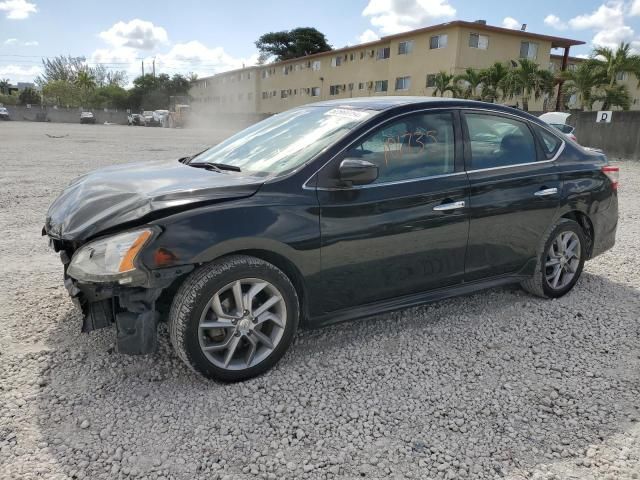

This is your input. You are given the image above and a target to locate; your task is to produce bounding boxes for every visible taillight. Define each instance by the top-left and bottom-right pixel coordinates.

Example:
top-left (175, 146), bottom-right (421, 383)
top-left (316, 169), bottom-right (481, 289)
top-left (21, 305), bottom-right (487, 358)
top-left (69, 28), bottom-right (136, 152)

top-left (602, 165), bottom-right (619, 191)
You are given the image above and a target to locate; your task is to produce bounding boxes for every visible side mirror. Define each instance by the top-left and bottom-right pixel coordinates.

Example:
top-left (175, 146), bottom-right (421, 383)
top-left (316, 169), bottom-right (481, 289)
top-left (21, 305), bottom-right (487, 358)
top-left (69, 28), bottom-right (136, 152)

top-left (338, 158), bottom-right (378, 186)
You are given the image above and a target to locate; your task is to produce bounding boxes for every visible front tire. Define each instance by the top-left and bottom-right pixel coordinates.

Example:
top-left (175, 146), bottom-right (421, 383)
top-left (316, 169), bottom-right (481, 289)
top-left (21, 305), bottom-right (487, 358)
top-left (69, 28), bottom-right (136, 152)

top-left (521, 219), bottom-right (586, 298)
top-left (169, 255), bottom-right (299, 382)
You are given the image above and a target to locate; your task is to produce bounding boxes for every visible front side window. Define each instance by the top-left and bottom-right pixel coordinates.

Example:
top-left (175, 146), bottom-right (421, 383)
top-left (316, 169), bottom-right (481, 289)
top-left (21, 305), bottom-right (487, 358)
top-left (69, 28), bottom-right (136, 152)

top-left (430, 34), bottom-right (448, 49)
top-left (342, 112), bottom-right (455, 184)
top-left (374, 80), bottom-right (388, 92)
top-left (519, 41), bottom-right (538, 59)
top-left (191, 106), bottom-right (376, 178)
top-left (465, 113), bottom-right (537, 169)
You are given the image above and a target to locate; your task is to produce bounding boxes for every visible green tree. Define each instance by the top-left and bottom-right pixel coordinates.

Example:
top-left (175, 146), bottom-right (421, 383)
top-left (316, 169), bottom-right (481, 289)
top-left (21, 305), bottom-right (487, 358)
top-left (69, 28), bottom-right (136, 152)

top-left (454, 68), bottom-right (484, 99)
top-left (255, 27), bottom-right (332, 62)
top-left (592, 84), bottom-right (632, 110)
top-left (590, 42), bottom-right (640, 109)
top-left (431, 71), bottom-right (458, 97)
top-left (91, 85), bottom-right (130, 110)
top-left (560, 62), bottom-right (606, 110)
top-left (0, 78), bottom-right (10, 95)
top-left (42, 80), bottom-right (80, 107)
top-left (480, 62), bottom-right (510, 102)
top-left (36, 55), bottom-right (86, 86)
top-left (19, 87), bottom-right (41, 105)
top-left (502, 59), bottom-right (554, 111)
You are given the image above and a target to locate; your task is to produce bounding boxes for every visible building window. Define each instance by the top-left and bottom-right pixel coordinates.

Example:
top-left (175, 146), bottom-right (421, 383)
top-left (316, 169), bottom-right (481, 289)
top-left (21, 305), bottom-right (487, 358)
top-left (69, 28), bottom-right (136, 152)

top-left (374, 80), bottom-right (388, 92)
top-left (247, 72), bottom-right (251, 80)
top-left (548, 62), bottom-right (557, 72)
top-left (349, 53), bottom-right (354, 61)
top-left (348, 82), bottom-right (354, 91)
top-left (426, 74), bottom-right (437, 88)
top-left (568, 64), bottom-right (578, 72)
top-left (616, 71), bottom-right (627, 81)
top-left (398, 40), bottom-right (414, 55)
top-left (281, 90), bottom-right (289, 98)
top-left (311, 87), bottom-right (320, 96)
top-left (469, 33), bottom-right (489, 50)
top-left (360, 51), bottom-right (365, 59)
top-left (358, 82), bottom-right (365, 90)
top-left (312, 60), bottom-right (321, 71)
top-left (395, 76), bottom-right (411, 91)
top-left (376, 47), bottom-right (390, 60)
top-left (262, 92), bottom-right (268, 99)
top-left (332, 56), bottom-right (342, 67)
top-left (329, 85), bottom-right (341, 95)
top-left (430, 34), bottom-right (448, 49)
top-left (520, 41), bottom-right (538, 59)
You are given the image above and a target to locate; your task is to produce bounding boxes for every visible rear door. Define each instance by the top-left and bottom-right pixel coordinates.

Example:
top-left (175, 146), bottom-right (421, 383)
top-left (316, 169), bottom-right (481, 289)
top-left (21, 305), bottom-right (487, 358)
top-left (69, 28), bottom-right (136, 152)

top-left (312, 109), bottom-right (470, 314)
top-left (462, 111), bottom-right (563, 281)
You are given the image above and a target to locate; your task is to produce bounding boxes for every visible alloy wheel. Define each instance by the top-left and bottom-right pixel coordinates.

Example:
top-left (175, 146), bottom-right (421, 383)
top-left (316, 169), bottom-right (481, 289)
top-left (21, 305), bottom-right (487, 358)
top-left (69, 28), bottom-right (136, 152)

top-left (198, 278), bottom-right (287, 370)
top-left (545, 231), bottom-right (581, 290)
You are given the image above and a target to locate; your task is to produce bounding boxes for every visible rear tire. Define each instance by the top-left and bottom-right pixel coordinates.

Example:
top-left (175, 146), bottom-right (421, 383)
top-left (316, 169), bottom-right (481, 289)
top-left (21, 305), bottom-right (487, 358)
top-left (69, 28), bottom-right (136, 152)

top-left (169, 255), bottom-right (299, 382)
top-left (521, 219), bottom-right (586, 298)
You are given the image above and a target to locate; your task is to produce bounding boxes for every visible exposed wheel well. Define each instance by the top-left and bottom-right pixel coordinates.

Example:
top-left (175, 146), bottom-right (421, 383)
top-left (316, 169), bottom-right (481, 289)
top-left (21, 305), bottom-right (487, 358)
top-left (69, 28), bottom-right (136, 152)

top-left (158, 250), bottom-right (308, 323)
top-left (561, 211), bottom-right (594, 258)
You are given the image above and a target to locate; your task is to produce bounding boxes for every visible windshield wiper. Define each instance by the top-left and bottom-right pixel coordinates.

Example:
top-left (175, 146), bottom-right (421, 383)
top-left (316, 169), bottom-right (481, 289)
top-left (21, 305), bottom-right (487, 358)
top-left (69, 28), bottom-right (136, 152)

top-left (197, 162), bottom-right (241, 172)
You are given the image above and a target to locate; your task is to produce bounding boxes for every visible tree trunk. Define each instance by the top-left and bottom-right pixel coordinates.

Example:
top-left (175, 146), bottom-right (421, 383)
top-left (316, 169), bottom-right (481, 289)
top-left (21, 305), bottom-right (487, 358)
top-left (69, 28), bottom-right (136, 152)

top-left (522, 98), bottom-right (529, 112)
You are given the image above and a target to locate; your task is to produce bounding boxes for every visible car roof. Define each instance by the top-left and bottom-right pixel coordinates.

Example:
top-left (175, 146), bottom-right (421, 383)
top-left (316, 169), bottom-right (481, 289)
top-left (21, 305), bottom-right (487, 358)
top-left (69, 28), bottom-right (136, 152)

top-left (306, 96), bottom-right (537, 118)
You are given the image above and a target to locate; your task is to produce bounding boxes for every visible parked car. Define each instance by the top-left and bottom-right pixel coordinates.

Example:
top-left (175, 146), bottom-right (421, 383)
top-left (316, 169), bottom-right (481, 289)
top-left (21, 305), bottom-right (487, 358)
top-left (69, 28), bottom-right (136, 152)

top-left (80, 111), bottom-right (96, 124)
top-left (153, 110), bottom-right (169, 127)
top-left (127, 113), bottom-right (144, 126)
top-left (0, 106), bottom-right (10, 120)
top-left (44, 98), bottom-right (619, 382)
top-left (539, 112), bottom-right (577, 142)
top-left (142, 110), bottom-right (157, 126)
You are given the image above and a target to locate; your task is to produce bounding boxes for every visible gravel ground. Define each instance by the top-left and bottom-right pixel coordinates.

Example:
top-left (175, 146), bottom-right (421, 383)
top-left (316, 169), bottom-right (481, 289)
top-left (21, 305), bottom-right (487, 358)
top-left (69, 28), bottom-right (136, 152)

top-left (1, 121), bottom-right (639, 480)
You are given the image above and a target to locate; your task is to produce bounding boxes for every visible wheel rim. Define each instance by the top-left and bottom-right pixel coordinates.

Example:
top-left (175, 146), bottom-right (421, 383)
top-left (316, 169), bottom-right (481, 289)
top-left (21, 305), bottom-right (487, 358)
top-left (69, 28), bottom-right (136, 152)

top-left (545, 231), bottom-right (581, 290)
top-left (198, 278), bottom-right (287, 371)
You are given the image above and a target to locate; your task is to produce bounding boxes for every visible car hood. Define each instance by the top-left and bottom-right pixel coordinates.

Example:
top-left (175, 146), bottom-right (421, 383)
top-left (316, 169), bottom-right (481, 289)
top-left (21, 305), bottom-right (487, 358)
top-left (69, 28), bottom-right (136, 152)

top-left (45, 159), bottom-right (264, 241)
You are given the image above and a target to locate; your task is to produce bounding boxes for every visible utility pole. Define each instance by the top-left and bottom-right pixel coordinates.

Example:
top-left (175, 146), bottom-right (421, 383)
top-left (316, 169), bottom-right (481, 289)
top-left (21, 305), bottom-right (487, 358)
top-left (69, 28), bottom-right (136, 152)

top-left (152, 57), bottom-right (156, 78)
top-left (141, 60), bottom-right (144, 77)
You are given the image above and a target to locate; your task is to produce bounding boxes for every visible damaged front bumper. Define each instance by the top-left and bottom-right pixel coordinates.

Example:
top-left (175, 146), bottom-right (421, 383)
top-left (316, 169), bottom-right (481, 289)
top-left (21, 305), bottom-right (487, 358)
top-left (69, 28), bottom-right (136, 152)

top-left (56, 246), bottom-right (193, 355)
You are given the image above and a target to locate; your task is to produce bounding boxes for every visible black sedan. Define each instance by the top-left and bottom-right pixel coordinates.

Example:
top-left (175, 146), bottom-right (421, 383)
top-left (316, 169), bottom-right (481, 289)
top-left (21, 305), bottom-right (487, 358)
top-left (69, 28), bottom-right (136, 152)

top-left (44, 98), bottom-right (619, 381)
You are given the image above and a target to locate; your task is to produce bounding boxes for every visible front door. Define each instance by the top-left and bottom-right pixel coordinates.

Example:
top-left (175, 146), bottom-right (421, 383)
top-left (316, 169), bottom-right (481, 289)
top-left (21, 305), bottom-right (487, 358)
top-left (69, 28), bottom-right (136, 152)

top-left (313, 109), bottom-right (470, 314)
top-left (462, 111), bottom-right (562, 281)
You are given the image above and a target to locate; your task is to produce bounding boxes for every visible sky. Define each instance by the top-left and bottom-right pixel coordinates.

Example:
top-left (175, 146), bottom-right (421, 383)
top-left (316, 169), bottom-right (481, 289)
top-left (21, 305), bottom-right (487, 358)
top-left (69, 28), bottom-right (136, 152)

top-left (2, 0), bottom-right (640, 84)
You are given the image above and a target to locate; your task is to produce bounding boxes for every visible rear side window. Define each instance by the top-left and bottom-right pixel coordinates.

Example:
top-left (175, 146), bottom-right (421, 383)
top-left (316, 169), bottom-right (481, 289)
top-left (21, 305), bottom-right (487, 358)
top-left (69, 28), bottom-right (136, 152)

top-left (533, 124), bottom-right (563, 159)
top-left (465, 113), bottom-right (537, 170)
top-left (343, 112), bottom-right (455, 183)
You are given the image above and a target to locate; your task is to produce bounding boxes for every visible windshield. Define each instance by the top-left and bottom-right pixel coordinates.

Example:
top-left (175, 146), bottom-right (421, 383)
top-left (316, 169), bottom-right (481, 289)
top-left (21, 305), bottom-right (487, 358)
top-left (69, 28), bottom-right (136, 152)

top-left (190, 106), bottom-right (376, 178)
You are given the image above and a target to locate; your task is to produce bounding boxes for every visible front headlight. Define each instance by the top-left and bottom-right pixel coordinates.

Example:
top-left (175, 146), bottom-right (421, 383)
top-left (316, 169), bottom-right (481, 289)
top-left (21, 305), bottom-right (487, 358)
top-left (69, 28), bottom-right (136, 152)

top-left (67, 228), bottom-right (155, 284)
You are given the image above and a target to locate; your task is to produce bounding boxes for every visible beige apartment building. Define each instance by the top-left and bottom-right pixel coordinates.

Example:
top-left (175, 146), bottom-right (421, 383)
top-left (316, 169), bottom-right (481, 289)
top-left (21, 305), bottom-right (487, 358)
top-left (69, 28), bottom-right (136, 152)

top-left (191, 20), bottom-right (586, 117)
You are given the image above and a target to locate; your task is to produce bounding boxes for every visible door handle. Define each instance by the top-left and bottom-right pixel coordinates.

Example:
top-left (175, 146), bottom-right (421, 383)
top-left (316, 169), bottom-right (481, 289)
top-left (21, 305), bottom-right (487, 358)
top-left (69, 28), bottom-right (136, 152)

top-left (534, 187), bottom-right (558, 197)
top-left (433, 200), bottom-right (465, 211)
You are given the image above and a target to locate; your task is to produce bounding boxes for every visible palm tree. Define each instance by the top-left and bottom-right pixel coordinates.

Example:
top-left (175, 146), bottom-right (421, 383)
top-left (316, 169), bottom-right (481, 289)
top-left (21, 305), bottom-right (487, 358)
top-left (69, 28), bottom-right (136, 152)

top-left (0, 78), bottom-right (10, 95)
top-left (592, 84), bottom-right (632, 110)
top-left (453, 68), bottom-right (484, 99)
top-left (431, 71), bottom-right (458, 98)
top-left (502, 59), bottom-right (554, 111)
top-left (560, 62), bottom-right (606, 110)
top-left (590, 42), bottom-right (640, 109)
top-left (479, 62), bottom-right (509, 102)
top-left (75, 70), bottom-right (96, 90)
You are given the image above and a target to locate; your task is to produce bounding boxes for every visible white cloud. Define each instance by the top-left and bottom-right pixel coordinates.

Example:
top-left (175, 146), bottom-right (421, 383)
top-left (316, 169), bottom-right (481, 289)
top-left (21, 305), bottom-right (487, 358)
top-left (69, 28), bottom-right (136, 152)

top-left (568, 2), bottom-right (624, 30)
top-left (0, 64), bottom-right (40, 82)
top-left (631, 0), bottom-right (640, 16)
top-left (154, 41), bottom-right (258, 77)
top-left (358, 29), bottom-right (380, 43)
top-left (3, 38), bottom-right (38, 46)
top-left (99, 19), bottom-right (169, 50)
top-left (502, 17), bottom-right (521, 29)
top-left (0, 0), bottom-right (37, 19)
top-left (362, 0), bottom-right (455, 35)
top-left (544, 14), bottom-right (567, 30)
top-left (566, 1), bottom-right (636, 49)
top-left (575, 53), bottom-right (590, 59)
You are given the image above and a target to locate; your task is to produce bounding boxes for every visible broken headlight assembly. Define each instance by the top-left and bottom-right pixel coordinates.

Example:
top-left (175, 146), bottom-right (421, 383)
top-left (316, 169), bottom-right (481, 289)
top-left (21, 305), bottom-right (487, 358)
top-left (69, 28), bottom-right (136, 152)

top-left (67, 228), bottom-right (156, 285)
